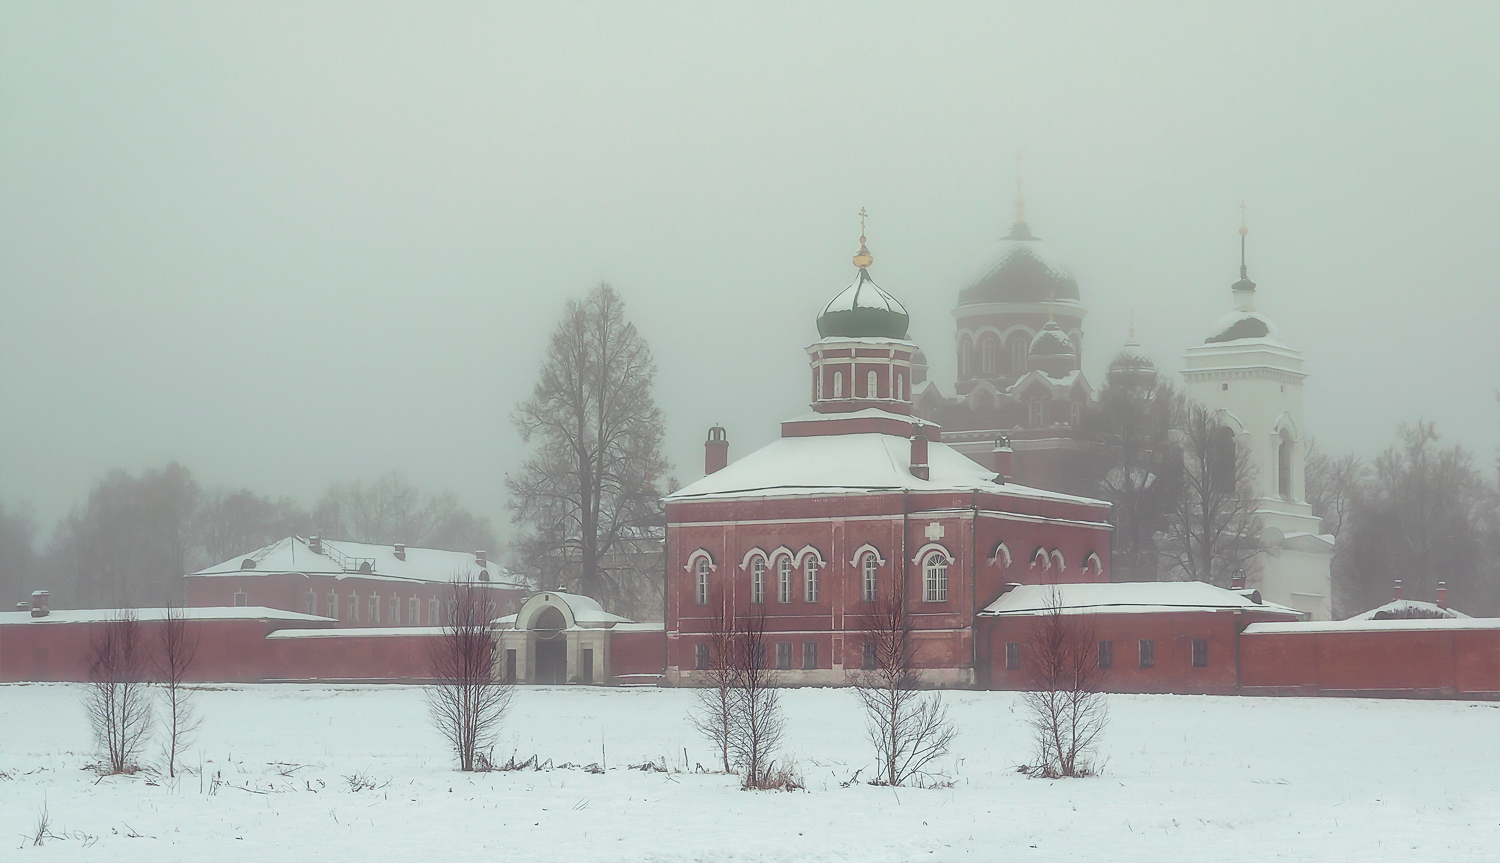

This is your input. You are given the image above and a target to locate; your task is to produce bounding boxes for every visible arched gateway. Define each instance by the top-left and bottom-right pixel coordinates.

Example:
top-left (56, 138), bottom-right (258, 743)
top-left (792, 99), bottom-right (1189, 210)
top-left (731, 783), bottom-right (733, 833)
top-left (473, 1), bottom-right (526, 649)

top-left (496, 592), bottom-right (635, 685)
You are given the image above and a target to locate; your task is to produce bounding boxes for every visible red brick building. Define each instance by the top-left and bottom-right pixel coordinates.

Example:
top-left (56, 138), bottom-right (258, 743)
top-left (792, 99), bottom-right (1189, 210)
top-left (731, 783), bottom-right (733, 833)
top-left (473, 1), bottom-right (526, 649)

top-left (665, 230), bottom-right (1115, 686)
top-left (186, 535), bottom-right (528, 627)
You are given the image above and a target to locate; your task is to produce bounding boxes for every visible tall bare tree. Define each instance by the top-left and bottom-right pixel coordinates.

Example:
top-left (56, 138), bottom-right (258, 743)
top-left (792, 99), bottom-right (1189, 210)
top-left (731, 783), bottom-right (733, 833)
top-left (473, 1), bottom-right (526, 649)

top-left (1161, 404), bottom-right (1264, 586)
top-left (426, 579), bottom-right (513, 771)
top-left (1093, 370), bottom-right (1185, 581)
top-left (1305, 439), bottom-right (1371, 616)
top-left (507, 284), bottom-right (670, 610)
top-left (155, 603), bottom-right (200, 778)
top-left (0, 502), bottom-right (36, 606)
top-left (854, 591), bottom-right (957, 786)
top-left (85, 612), bottom-right (154, 774)
top-left (1021, 585), bottom-right (1107, 779)
top-left (729, 611), bottom-right (784, 789)
top-left (313, 474), bottom-right (496, 553)
top-left (191, 489), bottom-right (308, 568)
top-left (688, 602), bottom-right (739, 773)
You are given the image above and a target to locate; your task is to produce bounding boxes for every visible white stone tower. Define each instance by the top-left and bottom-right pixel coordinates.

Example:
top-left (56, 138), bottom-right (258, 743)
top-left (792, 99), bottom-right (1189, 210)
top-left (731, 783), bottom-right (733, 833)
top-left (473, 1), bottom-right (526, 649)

top-left (1181, 213), bottom-right (1334, 620)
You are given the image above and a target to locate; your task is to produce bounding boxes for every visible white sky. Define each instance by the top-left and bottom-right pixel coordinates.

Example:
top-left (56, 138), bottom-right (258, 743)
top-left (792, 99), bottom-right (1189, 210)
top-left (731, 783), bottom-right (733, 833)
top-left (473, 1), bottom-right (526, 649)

top-left (2, 1), bottom-right (1497, 536)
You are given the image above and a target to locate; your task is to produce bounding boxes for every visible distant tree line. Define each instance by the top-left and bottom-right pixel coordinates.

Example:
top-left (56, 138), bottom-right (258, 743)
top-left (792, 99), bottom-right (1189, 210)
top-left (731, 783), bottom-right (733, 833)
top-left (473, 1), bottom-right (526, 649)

top-left (0, 469), bottom-right (500, 609)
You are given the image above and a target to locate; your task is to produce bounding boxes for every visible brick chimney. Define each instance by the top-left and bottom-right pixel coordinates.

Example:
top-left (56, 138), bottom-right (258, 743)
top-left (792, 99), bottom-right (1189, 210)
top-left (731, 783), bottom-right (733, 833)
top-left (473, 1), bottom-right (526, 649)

top-left (475, 550), bottom-right (487, 568)
top-left (394, 543), bottom-right (406, 561)
top-left (1392, 579), bottom-right (1403, 601)
top-left (909, 424), bottom-right (929, 481)
top-left (309, 535), bottom-right (323, 554)
top-left (705, 425), bottom-right (729, 475)
top-left (1230, 571), bottom-right (1246, 591)
top-left (30, 589), bottom-right (49, 618)
top-left (1436, 581), bottom-right (1448, 610)
top-left (992, 437), bottom-right (1013, 484)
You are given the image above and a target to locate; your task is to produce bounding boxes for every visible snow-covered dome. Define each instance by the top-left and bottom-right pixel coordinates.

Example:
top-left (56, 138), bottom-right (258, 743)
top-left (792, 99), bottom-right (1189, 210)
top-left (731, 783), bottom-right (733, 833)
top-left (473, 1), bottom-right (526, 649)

top-left (1028, 320), bottom-right (1076, 357)
top-left (959, 221), bottom-right (1079, 306)
top-left (817, 238), bottom-right (910, 340)
top-left (1204, 310), bottom-right (1281, 345)
top-left (1107, 336), bottom-right (1157, 387)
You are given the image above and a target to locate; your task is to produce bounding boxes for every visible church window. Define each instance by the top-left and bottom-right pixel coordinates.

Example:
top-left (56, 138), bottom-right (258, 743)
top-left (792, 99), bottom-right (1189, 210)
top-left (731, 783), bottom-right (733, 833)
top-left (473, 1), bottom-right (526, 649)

top-left (981, 339), bottom-right (998, 374)
top-left (1192, 639), bottom-right (1208, 668)
top-left (369, 594), bottom-right (380, 624)
top-left (1209, 426), bottom-right (1236, 494)
top-left (895, 373), bottom-right (905, 400)
top-left (1278, 429), bottom-right (1293, 499)
top-left (923, 553), bottom-right (948, 602)
top-left (802, 641), bottom-right (818, 670)
top-left (1011, 337), bottom-right (1028, 373)
top-left (833, 371), bottom-right (844, 398)
top-left (409, 597), bottom-right (419, 625)
top-left (390, 597), bottom-right (400, 624)
top-left (428, 597), bottom-right (438, 625)
top-left (1005, 642), bottom-right (1022, 670)
top-left (775, 642), bottom-right (793, 670)
top-left (778, 558), bottom-right (793, 603)
top-left (804, 558), bottom-right (819, 602)
top-left (328, 591), bottom-right (339, 620)
top-left (751, 557), bottom-right (766, 604)
top-left (351, 593), bottom-right (360, 622)
top-left (861, 553), bottom-right (879, 603)
top-left (1098, 640), bottom-right (1114, 669)
top-left (695, 643), bottom-right (710, 670)
top-left (959, 337), bottom-right (973, 377)
top-left (233, 590), bottom-right (247, 607)
top-left (695, 557), bottom-right (711, 606)
top-left (866, 369), bottom-right (878, 398)
top-left (1139, 639), bottom-right (1155, 669)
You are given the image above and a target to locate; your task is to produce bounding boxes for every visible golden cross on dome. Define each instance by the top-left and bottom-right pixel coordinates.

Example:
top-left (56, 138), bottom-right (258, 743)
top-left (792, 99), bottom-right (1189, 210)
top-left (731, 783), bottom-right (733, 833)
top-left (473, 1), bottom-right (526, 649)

top-left (853, 207), bottom-right (873, 269)
top-left (859, 206), bottom-right (868, 239)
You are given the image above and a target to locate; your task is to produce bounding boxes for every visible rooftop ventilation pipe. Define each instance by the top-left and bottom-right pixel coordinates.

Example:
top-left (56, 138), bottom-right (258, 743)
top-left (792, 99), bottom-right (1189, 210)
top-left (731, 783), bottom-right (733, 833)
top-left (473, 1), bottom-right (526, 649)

top-left (309, 535), bottom-right (323, 554)
top-left (394, 543), bottom-right (406, 561)
top-left (1392, 579), bottom-right (1403, 601)
top-left (30, 589), bottom-right (49, 617)
top-left (909, 423), bottom-right (929, 481)
top-left (1437, 582), bottom-right (1448, 610)
top-left (705, 425), bottom-right (729, 475)
top-left (991, 437), bottom-right (1013, 484)
top-left (475, 550), bottom-right (487, 568)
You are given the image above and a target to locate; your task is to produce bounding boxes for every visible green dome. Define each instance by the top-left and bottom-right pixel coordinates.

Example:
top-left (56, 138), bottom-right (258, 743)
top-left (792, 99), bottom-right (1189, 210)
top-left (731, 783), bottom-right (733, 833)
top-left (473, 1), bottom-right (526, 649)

top-left (817, 268), bottom-right (911, 340)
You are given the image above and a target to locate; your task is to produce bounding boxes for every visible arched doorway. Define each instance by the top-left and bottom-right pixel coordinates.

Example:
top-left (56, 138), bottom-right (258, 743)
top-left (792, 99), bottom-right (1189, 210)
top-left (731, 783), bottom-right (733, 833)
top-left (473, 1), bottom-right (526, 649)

top-left (532, 606), bottom-right (567, 684)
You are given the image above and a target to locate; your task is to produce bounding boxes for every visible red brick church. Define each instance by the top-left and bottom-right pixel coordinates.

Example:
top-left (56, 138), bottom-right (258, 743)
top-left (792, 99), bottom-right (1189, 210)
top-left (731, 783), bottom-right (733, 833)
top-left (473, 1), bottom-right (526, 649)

top-left (663, 228), bottom-right (1117, 686)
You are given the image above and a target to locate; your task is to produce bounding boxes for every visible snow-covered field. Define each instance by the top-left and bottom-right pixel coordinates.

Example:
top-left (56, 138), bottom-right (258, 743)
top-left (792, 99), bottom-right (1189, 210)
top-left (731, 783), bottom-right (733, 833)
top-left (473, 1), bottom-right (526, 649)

top-left (1, 684), bottom-right (1496, 861)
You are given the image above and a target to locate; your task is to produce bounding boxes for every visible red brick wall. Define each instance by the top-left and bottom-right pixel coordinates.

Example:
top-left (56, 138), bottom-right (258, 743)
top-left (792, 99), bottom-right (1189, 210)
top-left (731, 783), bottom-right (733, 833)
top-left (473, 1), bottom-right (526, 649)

top-left (610, 630), bottom-right (666, 677)
top-left (1240, 627), bottom-right (1500, 697)
top-left (263, 633), bottom-right (442, 681)
top-left (0, 618), bottom-right (312, 683)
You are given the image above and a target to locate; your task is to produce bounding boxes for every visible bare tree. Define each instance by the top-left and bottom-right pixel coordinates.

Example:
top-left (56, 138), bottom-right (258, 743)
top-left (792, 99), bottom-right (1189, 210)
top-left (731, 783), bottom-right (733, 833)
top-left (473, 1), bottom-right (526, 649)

top-left (1093, 371), bottom-right (1184, 581)
top-left (688, 603), bottom-right (738, 773)
top-left (1161, 404), bottom-right (1264, 585)
top-left (426, 579), bottom-right (513, 771)
top-left (1305, 438), bottom-right (1371, 616)
top-left (1021, 585), bottom-right (1107, 778)
top-left (191, 488), bottom-right (308, 568)
top-left (728, 611), bottom-right (784, 789)
top-left (507, 283), bottom-right (670, 611)
top-left (85, 611), bottom-right (154, 774)
top-left (313, 474), bottom-right (497, 553)
top-left (154, 602), bottom-right (199, 778)
top-left (854, 591), bottom-right (956, 786)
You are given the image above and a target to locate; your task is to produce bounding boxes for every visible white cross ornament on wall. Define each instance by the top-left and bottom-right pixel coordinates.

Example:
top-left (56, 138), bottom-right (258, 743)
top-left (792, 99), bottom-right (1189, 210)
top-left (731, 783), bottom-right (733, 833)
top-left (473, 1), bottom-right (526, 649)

top-left (924, 522), bottom-right (944, 541)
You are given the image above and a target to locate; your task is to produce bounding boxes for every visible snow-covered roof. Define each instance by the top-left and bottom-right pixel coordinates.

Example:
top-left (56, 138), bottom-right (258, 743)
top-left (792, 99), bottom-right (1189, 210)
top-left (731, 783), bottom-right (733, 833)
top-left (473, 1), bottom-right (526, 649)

top-left (666, 431), bottom-right (1105, 506)
top-left (1010, 368), bottom-right (1085, 395)
top-left (189, 536), bottom-right (528, 587)
top-left (266, 625), bottom-right (445, 639)
top-left (781, 407), bottom-right (939, 428)
top-left (980, 582), bottom-right (1305, 617)
top-left (1348, 599), bottom-right (1471, 621)
top-left (496, 590), bottom-right (635, 630)
top-left (817, 268), bottom-right (911, 340)
top-left (1245, 617), bottom-right (1500, 635)
top-left (0, 606), bottom-right (335, 626)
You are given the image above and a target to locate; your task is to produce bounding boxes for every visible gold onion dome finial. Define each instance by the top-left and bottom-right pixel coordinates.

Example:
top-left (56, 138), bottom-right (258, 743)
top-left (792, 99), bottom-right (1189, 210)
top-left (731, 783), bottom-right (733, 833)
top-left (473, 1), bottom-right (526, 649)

top-left (853, 207), bottom-right (873, 269)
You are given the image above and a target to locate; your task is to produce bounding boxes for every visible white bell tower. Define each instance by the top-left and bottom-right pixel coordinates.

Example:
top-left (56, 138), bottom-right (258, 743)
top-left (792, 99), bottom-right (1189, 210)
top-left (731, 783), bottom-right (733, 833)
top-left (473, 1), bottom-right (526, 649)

top-left (1181, 213), bottom-right (1334, 620)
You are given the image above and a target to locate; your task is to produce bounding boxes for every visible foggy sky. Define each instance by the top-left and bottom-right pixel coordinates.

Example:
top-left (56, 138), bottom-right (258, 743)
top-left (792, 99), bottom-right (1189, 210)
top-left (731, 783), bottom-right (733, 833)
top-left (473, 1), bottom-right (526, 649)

top-left (3, 1), bottom-right (1497, 539)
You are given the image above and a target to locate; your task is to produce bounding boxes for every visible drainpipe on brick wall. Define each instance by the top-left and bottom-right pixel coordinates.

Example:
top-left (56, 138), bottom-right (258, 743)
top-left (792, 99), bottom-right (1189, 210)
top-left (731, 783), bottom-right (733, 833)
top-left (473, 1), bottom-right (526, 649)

top-left (662, 520), bottom-right (670, 682)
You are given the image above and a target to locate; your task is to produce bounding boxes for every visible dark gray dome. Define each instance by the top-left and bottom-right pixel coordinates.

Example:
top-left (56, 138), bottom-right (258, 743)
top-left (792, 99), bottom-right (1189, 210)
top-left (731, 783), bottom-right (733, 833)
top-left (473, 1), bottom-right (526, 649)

top-left (959, 222), bottom-right (1080, 306)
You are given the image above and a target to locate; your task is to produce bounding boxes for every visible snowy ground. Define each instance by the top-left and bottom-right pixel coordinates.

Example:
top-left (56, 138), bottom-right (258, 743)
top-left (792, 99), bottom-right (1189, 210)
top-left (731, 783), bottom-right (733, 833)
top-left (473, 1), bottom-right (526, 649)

top-left (1, 684), bottom-right (1497, 862)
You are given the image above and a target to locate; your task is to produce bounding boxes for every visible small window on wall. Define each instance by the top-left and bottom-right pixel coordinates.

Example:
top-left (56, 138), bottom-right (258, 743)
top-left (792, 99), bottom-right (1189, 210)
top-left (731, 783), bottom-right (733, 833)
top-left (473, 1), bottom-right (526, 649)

top-left (803, 558), bottom-right (819, 603)
top-left (409, 597), bottom-right (420, 625)
top-left (695, 557), bottom-right (711, 606)
top-left (923, 553), bottom-right (948, 602)
top-left (233, 591), bottom-right (247, 607)
top-left (368, 595), bottom-right (380, 624)
top-left (1139, 639), bottom-right (1155, 669)
top-left (802, 641), bottom-right (818, 670)
top-left (429, 598), bottom-right (439, 626)
top-left (833, 371), bottom-right (844, 398)
top-left (862, 640), bottom-right (878, 670)
top-left (1098, 640), bottom-right (1114, 669)
top-left (390, 597), bottom-right (400, 625)
top-left (1192, 639), bottom-right (1208, 668)
top-left (304, 591), bottom-right (316, 615)
top-left (778, 558), bottom-right (793, 603)
top-left (751, 557), bottom-right (766, 604)
top-left (775, 642), bottom-right (793, 670)
top-left (695, 643), bottom-right (710, 670)
top-left (350, 593), bottom-right (360, 622)
top-left (1005, 642), bottom-right (1022, 670)
top-left (866, 369), bottom-right (878, 398)
top-left (895, 373), bottom-right (905, 401)
top-left (328, 592), bottom-right (339, 620)
top-left (862, 553), bottom-right (879, 603)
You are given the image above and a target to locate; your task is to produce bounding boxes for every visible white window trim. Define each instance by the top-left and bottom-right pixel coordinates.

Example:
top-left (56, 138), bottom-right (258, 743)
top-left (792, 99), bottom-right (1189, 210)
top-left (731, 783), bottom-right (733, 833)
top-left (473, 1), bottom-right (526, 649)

top-left (739, 547), bottom-right (769, 571)
top-left (1030, 547), bottom-right (1050, 571)
top-left (694, 557), bottom-right (711, 606)
top-left (861, 553), bottom-right (879, 603)
top-left (909, 541), bottom-right (955, 566)
top-left (684, 548), bottom-right (717, 573)
top-left (848, 543), bottom-right (886, 568)
top-left (988, 541), bottom-right (1012, 568)
top-left (922, 552), bottom-right (949, 602)
top-left (1050, 549), bottom-right (1067, 572)
top-left (750, 557), bottom-right (766, 604)
top-left (1084, 552), bottom-right (1104, 577)
top-left (776, 557), bottom-right (793, 604)
top-left (803, 558), bottom-right (819, 603)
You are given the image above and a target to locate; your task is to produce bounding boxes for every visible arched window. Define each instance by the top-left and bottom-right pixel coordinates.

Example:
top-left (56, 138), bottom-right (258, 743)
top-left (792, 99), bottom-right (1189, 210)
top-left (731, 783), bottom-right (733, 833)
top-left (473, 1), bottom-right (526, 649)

top-left (958, 336), bottom-right (973, 377)
top-left (1210, 426), bottom-right (1237, 493)
top-left (804, 558), bottom-right (819, 603)
top-left (778, 557), bottom-right (793, 603)
top-left (923, 553), bottom-right (948, 602)
top-left (895, 373), bottom-right (905, 400)
top-left (1278, 429), bottom-right (1293, 499)
top-left (866, 369), bottom-right (879, 398)
top-left (695, 556), bottom-right (711, 606)
top-left (862, 553), bottom-right (879, 603)
top-left (1011, 337), bottom-right (1029, 373)
top-left (833, 371), bottom-right (844, 399)
top-left (981, 338), bottom-right (998, 374)
top-left (751, 557), bottom-right (766, 604)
